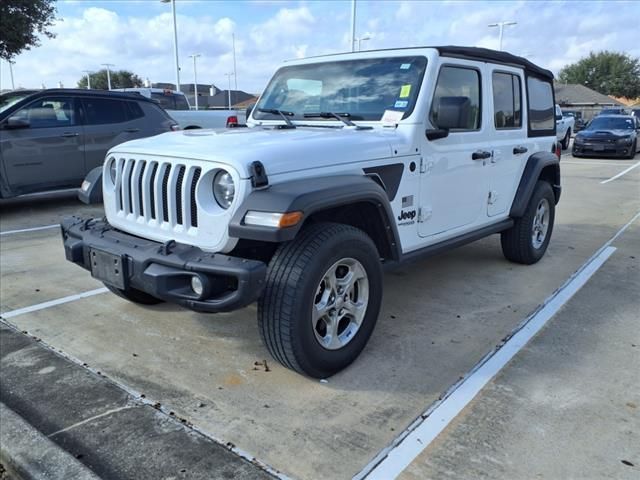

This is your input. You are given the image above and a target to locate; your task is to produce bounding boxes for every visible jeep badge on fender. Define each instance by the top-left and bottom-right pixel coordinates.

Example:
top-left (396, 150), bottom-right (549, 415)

top-left (62, 46), bottom-right (560, 378)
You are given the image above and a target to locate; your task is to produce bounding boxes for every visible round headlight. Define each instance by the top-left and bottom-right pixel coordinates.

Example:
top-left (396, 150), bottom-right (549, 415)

top-left (213, 170), bottom-right (235, 209)
top-left (109, 159), bottom-right (117, 184)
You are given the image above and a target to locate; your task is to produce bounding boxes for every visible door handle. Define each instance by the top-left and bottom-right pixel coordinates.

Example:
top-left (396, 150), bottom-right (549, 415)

top-left (472, 150), bottom-right (492, 160)
top-left (124, 128), bottom-right (140, 133)
top-left (61, 132), bottom-right (79, 137)
top-left (513, 146), bottom-right (528, 155)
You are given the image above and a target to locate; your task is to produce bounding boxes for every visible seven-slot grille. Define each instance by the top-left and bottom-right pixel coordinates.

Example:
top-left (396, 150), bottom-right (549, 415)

top-left (113, 158), bottom-right (201, 228)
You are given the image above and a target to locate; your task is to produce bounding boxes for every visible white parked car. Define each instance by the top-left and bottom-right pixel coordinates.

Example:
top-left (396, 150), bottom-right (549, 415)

top-left (555, 104), bottom-right (574, 149)
top-left (118, 88), bottom-right (245, 129)
top-left (64, 46), bottom-right (561, 378)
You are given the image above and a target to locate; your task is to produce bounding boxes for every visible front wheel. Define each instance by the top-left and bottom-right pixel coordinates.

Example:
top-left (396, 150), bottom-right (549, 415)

top-left (258, 222), bottom-right (383, 378)
top-left (628, 140), bottom-right (637, 159)
top-left (501, 181), bottom-right (555, 265)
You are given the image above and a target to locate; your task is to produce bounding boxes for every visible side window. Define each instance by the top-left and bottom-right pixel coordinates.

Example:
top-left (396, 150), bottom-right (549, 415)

top-left (492, 72), bottom-right (522, 129)
top-left (430, 66), bottom-right (481, 131)
top-left (11, 97), bottom-right (75, 128)
top-left (126, 101), bottom-right (145, 120)
top-left (527, 76), bottom-right (554, 133)
top-left (173, 95), bottom-right (190, 111)
top-left (82, 98), bottom-right (128, 125)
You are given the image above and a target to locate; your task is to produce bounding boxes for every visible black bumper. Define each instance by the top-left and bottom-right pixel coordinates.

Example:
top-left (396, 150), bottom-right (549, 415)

top-left (572, 144), bottom-right (631, 157)
top-left (61, 217), bottom-right (267, 313)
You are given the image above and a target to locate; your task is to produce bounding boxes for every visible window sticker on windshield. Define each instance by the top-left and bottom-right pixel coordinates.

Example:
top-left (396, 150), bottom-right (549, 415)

top-left (400, 63), bottom-right (411, 70)
top-left (381, 109), bottom-right (404, 125)
top-left (394, 100), bottom-right (409, 109)
top-left (399, 85), bottom-right (412, 98)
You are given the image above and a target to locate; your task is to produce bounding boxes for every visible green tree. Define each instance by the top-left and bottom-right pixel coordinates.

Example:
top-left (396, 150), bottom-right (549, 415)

top-left (558, 51), bottom-right (640, 98)
top-left (78, 70), bottom-right (144, 90)
top-left (0, 0), bottom-right (57, 60)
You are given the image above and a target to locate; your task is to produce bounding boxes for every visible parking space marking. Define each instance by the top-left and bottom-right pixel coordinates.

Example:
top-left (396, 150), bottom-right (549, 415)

top-left (563, 161), bottom-right (633, 166)
top-left (358, 210), bottom-right (640, 479)
top-left (359, 246), bottom-right (617, 480)
top-left (0, 287), bottom-right (108, 319)
top-left (0, 224), bottom-right (59, 236)
top-left (600, 160), bottom-right (640, 184)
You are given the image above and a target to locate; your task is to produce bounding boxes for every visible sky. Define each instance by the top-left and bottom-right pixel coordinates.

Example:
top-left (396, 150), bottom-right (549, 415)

top-left (1, 0), bottom-right (639, 94)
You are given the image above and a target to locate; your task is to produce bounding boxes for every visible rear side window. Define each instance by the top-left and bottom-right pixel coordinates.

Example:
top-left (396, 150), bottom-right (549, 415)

top-left (492, 72), bottom-right (521, 129)
top-left (430, 66), bottom-right (481, 131)
top-left (151, 92), bottom-right (189, 110)
top-left (82, 98), bottom-right (128, 125)
top-left (527, 76), bottom-right (554, 135)
top-left (126, 101), bottom-right (145, 120)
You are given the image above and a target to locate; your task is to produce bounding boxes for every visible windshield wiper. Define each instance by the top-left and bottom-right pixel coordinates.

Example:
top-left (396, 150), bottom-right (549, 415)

top-left (303, 112), bottom-right (372, 130)
top-left (258, 108), bottom-right (295, 128)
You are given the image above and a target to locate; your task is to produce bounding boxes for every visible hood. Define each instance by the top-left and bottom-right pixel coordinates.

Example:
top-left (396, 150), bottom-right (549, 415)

top-left (579, 129), bottom-right (634, 139)
top-left (109, 126), bottom-right (399, 178)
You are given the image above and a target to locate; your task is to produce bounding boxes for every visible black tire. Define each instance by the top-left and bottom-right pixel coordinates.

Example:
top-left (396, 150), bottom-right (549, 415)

top-left (561, 129), bottom-right (571, 150)
top-left (501, 181), bottom-right (555, 265)
top-left (258, 222), bottom-right (383, 378)
top-left (105, 284), bottom-right (164, 305)
top-left (628, 140), bottom-right (637, 159)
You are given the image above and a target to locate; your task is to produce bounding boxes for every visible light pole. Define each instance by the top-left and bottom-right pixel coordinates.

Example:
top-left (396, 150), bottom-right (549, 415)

top-left (101, 63), bottom-right (114, 90)
top-left (224, 72), bottom-right (235, 109)
top-left (8, 60), bottom-right (15, 90)
top-left (350, 0), bottom-right (357, 52)
top-left (189, 54), bottom-right (201, 110)
top-left (488, 21), bottom-right (517, 51)
top-left (82, 70), bottom-right (93, 89)
top-left (355, 35), bottom-right (370, 52)
top-left (232, 33), bottom-right (238, 90)
top-left (161, 0), bottom-right (181, 92)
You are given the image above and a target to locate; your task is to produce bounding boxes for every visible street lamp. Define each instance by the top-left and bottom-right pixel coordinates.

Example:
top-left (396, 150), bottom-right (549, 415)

top-left (8, 60), bottom-right (15, 90)
top-left (161, 0), bottom-right (181, 92)
top-left (350, 0), bottom-right (357, 52)
top-left (488, 21), bottom-right (517, 51)
top-left (224, 72), bottom-right (235, 109)
top-left (355, 34), bottom-right (371, 52)
top-left (189, 54), bottom-right (201, 110)
top-left (101, 63), bottom-right (114, 90)
top-left (82, 70), bottom-right (93, 89)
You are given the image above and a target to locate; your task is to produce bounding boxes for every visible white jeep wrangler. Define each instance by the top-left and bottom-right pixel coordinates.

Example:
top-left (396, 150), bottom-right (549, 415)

top-left (63, 46), bottom-right (561, 378)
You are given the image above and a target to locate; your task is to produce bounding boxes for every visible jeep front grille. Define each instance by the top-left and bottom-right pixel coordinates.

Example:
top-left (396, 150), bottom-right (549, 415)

top-left (114, 158), bottom-right (201, 228)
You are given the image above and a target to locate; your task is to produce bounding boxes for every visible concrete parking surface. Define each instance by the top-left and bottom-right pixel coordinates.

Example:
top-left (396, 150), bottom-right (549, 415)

top-left (1, 153), bottom-right (639, 479)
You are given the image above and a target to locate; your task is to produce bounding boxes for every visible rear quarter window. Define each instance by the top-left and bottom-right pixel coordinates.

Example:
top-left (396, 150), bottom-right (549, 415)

top-left (82, 98), bottom-right (128, 125)
top-left (527, 76), bottom-right (555, 136)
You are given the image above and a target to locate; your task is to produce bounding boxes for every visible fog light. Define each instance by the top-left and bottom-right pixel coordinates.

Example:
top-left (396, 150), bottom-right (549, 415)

top-left (191, 276), bottom-right (204, 296)
top-left (81, 180), bottom-right (91, 192)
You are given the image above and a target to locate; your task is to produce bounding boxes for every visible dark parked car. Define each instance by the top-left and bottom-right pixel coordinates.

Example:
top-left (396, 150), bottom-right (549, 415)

top-left (572, 115), bottom-right (640, 159)
top-left (0, 89), bottom-right (177, 198)
top-left (597, 107), bottom-right (629, 116)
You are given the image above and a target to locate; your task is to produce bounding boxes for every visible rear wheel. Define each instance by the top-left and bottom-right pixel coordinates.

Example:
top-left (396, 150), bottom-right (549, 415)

top-left (501, 181), bottom-right (555, 265)
top-left (258, 222), bottom-right (383, 378)
top-left (105, 284), bottom-right (164, 305)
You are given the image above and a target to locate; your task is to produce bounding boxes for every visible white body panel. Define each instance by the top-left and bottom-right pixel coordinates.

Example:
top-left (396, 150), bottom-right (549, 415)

top-left (168, 110), bottom-right (246, 130)
top-left (555, 105), bottom-right (575, 141)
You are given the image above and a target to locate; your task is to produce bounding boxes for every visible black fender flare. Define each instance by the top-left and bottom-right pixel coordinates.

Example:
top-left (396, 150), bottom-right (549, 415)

top-left (77, 166), bottom-right (103, 205)
top-left (229, 175), bottom-right (401, 260)
top-left (510, 151), bottom-right (561, 218)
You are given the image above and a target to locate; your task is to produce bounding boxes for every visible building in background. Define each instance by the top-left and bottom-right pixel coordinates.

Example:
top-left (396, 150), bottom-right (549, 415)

top-left (554, 83), bottom-right (626, 120)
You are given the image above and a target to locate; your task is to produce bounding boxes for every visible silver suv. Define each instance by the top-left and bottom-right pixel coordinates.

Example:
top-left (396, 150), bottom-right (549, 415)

top-left (0, 89), bottom-right (177, 198)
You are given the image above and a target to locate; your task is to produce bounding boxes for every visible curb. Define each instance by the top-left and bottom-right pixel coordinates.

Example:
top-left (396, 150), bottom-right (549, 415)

top-left (0, 402), bottom-right (100, 480)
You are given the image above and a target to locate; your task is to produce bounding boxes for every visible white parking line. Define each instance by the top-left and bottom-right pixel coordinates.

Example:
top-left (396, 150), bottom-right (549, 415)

top-left (0, 224), bottom-right (59, 236)
top-left (563, 161), bottom-right (633, 166)
top-left (600, 160), bottom-right (640, 184)
top-left (357, 211), bottom-right (639, 480)
top-left (0, 288), bottom-right (108, 319)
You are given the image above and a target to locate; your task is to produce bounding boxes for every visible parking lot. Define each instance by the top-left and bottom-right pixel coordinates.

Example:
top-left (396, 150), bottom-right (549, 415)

top-left (1, 151), bottom-right (639, 479)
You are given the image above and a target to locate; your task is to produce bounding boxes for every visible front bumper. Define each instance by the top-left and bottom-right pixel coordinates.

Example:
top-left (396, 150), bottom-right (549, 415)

top-left (573, 143), bottom-right (631, 157)
top-left (61, 217), bottom-right (266, 313)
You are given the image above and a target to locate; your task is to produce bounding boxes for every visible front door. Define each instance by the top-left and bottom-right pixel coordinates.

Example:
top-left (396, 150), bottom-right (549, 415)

top-left (419, 61), bottom-right (489, 238)
top-left (1, 96), bottom-right (84, 193)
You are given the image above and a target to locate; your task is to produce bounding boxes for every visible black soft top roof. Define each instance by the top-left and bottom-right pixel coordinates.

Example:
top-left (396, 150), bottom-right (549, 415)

top-left (434, 46), bottom-right (554, 80)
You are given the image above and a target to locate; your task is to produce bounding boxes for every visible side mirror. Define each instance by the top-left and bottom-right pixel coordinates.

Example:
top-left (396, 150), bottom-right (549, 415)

top-left (425, 128), bottom-right (449, 141)
top-left (555, 114), bottom-right (562, 121)
top-left (3, 117), bottom-right (30, 129)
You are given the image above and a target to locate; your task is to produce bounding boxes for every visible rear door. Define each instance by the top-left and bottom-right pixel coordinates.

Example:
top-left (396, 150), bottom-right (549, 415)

top-left (0, 96), bottom-right (85, 192)
top-left (487, 68), bottom-right (529, 217)
top-left (81, 97), bottom-right (150, 172)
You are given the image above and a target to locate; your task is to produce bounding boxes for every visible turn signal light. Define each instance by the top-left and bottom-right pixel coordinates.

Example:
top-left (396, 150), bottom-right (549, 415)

top-left (244, 211), bottom-right (303, 228)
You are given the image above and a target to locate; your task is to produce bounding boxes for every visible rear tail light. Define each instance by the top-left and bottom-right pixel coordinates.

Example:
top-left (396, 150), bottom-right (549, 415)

top-left (226, 115), bottom-right (238, 128)
top-left (170, 124), bottom-right (180, 131)
top-left (553, 142), bottom-right (561, 159)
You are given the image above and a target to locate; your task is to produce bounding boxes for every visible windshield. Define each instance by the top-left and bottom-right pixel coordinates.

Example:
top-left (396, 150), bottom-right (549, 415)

top-left (586, 116), bottom-right (635, 130)
top-left (254, 56), bottom-right (428, 122)
top-left (151, 92), bottom-right (190, 110)
top-left (0, 91), bottom-right (34, 114)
